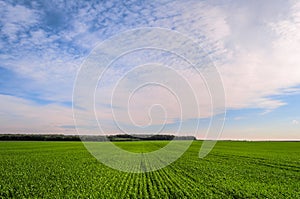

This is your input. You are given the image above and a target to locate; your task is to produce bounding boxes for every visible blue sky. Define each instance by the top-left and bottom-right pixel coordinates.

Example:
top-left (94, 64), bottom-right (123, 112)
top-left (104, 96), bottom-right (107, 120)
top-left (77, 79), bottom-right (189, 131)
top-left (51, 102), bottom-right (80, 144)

top-left (0, 0), bottom-right (299, 140)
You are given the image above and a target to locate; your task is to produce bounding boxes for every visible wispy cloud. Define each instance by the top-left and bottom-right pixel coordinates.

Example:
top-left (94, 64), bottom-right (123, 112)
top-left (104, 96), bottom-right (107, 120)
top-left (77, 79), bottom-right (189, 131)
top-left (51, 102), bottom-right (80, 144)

top-left (0, 94), bottom-right (74, 133)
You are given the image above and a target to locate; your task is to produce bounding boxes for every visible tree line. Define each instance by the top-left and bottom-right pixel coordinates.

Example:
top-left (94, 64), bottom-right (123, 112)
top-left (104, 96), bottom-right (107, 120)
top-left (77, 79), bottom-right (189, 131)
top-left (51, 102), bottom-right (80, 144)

top-left (0, 134), bottom-right (196, 141)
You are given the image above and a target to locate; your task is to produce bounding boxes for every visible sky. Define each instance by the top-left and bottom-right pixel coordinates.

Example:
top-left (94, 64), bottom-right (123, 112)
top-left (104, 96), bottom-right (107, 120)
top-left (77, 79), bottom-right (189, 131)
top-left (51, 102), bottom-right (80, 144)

top-left (0, 0), bottom-right (299, 140)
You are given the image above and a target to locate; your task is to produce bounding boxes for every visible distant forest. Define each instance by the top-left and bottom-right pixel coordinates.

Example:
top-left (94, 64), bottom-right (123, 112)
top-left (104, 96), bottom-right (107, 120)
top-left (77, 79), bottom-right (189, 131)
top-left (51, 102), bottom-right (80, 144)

top-left (0, 134), bottom-right (196, 141)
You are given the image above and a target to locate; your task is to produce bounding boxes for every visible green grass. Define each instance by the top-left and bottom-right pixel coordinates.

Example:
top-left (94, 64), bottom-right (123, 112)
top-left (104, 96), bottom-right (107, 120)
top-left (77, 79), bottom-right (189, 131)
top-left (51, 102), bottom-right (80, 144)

top-left (113, 140), bottom-right (171, 153)
top-left (0, 141), bottom-right (299, 198)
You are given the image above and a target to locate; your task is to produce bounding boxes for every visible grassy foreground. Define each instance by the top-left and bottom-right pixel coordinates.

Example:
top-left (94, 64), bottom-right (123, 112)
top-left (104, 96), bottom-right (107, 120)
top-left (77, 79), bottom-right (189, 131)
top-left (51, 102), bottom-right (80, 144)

top-left (0, 141), bottom-right (299, 198)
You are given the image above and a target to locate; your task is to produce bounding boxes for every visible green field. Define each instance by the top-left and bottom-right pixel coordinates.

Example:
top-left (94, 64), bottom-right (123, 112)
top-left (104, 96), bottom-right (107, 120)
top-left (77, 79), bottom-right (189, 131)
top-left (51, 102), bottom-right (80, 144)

top-left (0, 141), bottom-right (299, 198)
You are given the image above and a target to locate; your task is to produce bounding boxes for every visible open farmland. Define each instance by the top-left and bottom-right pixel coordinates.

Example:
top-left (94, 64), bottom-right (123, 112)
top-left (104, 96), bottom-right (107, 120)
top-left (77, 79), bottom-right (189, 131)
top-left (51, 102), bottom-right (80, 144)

top-left (0, 141), bottom-right (299, 198)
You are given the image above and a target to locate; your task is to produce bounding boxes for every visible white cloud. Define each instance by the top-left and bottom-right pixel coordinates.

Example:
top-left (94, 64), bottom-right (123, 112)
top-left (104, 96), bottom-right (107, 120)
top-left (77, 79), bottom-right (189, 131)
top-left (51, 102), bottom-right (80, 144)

top-left (292, 120), bottom-right (299, 125)
top-left (234, 117), bottom-right (245, 121)
top-left (218, 0), bottom-right (300, 113)
top-left (66, 1), bottom-right (300, 133)
top-left (0, 94), bottom-right (75, 133)
top-left (0, 1), bottom-right (39, 42)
